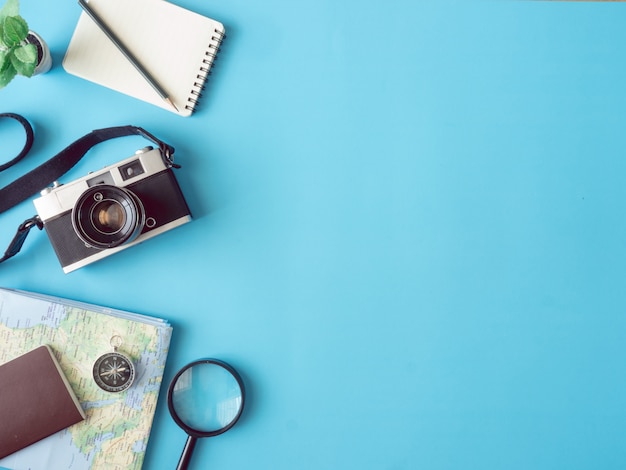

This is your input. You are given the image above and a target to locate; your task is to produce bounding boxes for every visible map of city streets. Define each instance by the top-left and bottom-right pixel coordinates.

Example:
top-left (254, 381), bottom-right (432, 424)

top-left (0, 288), bottom-right (172, 470)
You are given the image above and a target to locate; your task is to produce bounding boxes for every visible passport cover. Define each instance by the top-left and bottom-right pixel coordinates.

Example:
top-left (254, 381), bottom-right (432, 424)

top-left (0, 345), bottom-right (86, 459)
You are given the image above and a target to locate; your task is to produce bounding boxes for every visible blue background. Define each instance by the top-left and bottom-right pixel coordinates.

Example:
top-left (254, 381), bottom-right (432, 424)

top-left (1, 1), bottom-right (626, 469)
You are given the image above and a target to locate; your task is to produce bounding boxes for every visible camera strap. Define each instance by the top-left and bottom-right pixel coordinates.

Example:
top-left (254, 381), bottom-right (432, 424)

top-left (0, 116), bottom-right (177, 265)
top-left (0, 113), bottom-right (34, 173)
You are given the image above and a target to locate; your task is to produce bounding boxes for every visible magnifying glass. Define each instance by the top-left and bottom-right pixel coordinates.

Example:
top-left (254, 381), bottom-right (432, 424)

top-left (167, 359), bottom-right (245, 470)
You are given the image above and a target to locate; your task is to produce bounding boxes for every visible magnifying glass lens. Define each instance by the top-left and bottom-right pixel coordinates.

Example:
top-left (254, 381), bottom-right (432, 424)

top-left (170, 361), bottom-right (244, 434)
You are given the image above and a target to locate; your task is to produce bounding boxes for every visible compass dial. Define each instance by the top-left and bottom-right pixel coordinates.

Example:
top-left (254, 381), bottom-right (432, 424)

top-left (93, 351), bottom-right (135, 392)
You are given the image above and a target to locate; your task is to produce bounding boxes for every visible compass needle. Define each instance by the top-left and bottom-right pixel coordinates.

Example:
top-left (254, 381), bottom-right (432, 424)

top-left (93, 336), bottom-right (136, 392)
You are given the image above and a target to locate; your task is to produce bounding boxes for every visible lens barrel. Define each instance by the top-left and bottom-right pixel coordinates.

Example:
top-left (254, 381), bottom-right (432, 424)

top-left (72, 185), bottom-right (145, 249)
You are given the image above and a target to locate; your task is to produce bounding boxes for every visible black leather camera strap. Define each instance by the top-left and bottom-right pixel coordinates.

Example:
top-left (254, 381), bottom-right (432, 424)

top-left (0, 116), bottom-right (177, 264)
top-left (0, 113), bottom-right (34, 173)
top-left (0, 122), bottom-right (175, 214)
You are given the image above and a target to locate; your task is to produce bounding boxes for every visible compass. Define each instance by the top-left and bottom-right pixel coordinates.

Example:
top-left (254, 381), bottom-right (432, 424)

top-left (93, 336), bottom-right (136, 393)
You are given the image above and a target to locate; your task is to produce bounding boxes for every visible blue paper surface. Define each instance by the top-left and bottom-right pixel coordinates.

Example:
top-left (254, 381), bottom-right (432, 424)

top-left (1, 1), bottom-right (625, 469)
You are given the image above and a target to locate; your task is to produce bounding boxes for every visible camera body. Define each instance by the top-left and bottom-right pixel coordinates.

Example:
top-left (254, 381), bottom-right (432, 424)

top-left (33, 147), bottom-right (192, 273)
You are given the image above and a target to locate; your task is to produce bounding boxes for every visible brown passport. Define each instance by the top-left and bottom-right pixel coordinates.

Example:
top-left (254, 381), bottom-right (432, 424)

top-left (0, 345), bottom-right (86, 459)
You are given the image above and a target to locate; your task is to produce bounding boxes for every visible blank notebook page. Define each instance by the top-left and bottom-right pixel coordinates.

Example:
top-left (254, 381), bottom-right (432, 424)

top-left (63, 0), bottom-right (225, 116)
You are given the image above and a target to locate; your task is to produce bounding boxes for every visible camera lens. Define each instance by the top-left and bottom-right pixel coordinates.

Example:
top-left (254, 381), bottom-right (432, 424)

top-left (93, 200), bottom-right (126, 233)
top-left (72, 185), bottom-right (145, 249)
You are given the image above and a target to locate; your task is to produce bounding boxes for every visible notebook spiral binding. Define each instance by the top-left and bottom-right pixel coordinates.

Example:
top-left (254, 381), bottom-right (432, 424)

top-left (186, 28), bottom-right (225, 112)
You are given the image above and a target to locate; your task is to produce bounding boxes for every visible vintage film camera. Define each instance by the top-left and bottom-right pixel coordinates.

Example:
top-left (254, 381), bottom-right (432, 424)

top-left (33, 146), bottom-right (191, 273)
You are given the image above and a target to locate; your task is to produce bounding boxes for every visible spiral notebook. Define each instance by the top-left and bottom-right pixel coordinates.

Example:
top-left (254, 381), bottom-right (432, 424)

top-left (63, 0), bottom-right (225, 117)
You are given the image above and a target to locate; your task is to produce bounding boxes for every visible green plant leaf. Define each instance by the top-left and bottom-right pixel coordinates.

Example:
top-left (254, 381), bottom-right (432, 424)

top-left (0, 48), bottom-right (8, 68)
top-left (0, 22), bottom-right (6, 49)
top-left (10, 47), bottom-right (35, 76)
top-left (0, 0), bottom-right (19, 22)
top-left (0, 55), bottom-right (17, 87)
top-left (0, 49), bottom-right (11, 71)
top-left (2, 15), bottom-right (28, 47)
top-left (13, 41), bottom-right (35, 63)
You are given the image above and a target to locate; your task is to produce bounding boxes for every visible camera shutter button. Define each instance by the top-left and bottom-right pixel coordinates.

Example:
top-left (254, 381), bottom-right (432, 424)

top-left (135, 146), bottom-right (154, 155)
top-left (40, 181), bottom-right (61, 196)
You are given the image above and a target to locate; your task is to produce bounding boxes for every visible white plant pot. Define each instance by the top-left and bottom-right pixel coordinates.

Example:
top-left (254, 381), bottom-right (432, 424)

top-left (26, 31), bottom-right (52, 75)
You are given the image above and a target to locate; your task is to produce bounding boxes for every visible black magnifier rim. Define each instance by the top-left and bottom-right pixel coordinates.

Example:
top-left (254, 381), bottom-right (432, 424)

top-left (0, 113), bottom-right (34, 172)
top-left (167, 358), bottom-right (245, 439)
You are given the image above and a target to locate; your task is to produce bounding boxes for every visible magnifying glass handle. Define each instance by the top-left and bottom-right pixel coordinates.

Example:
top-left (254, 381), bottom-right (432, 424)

top-left (176, 435), bottom-right (198, 470)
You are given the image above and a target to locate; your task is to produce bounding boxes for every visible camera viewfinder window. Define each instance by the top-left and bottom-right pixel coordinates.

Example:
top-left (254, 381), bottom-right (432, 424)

top-left (120, 160), bottom-right (145, 181)
top-left (87, 171), bottom-right (115, 187)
